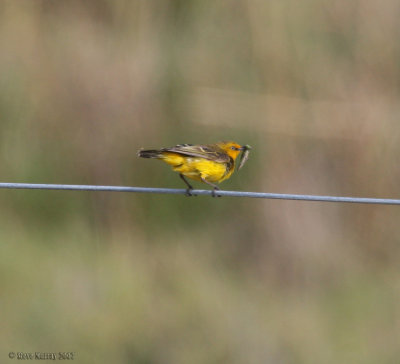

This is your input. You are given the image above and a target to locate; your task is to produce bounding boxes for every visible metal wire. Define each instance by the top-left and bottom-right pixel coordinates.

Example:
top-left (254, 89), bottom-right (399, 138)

top-left (0, 182), bottom-right (399, 205)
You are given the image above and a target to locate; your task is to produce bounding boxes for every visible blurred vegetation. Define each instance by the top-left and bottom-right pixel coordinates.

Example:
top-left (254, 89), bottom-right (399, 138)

top-left (1, 0), bottom-right (400, 363)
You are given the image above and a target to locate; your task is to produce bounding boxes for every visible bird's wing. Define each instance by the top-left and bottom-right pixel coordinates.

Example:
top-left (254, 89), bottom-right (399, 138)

top-left (162, 144), bottom-right (230, 163)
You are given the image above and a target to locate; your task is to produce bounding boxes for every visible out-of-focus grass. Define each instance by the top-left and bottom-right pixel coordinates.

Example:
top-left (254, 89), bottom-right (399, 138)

top-left (2, 217), bottom-right (400, 364)
top-left (1, 1), bottom-right (400, 363)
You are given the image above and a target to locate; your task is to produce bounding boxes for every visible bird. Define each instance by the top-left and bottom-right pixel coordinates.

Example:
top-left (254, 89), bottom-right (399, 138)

top-left (137, 141), bottom-right (251, 196)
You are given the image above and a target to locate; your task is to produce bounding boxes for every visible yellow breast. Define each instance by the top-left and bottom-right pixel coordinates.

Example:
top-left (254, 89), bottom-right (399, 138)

top-left (160, 153), bottom-right (233, 183)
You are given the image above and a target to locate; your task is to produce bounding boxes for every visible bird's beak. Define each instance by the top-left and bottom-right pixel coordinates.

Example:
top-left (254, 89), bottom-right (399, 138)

top-left (238, 145), bottom-right (252, 151)
top-left (237, 145), bottom-right (251, 170)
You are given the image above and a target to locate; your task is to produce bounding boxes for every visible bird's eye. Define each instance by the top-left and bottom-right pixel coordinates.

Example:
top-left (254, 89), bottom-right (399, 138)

top-left (231, 146), bottom-right (236, 150)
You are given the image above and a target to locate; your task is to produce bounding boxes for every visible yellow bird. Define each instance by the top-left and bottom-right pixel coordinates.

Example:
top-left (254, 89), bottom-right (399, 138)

top-left (138, 141), bottom-right (251, 196)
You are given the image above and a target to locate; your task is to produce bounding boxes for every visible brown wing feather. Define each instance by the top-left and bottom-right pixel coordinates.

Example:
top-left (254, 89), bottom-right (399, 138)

top-left (162, 144), bottom-right (230, 163)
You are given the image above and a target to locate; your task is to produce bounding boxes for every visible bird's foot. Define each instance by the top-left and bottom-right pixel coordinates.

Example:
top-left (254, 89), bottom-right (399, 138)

top-left (185, 188), bottom-right (197, 197)
top-left (211, 187), bottom-right (221, 198)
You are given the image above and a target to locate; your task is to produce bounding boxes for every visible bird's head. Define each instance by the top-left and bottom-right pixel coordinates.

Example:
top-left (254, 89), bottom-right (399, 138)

top-left (218, 141), bottom-right (252, 170)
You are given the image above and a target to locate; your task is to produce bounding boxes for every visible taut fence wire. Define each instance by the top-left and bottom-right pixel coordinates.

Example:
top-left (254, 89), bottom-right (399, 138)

top-left (0, 182), bottom-right (399, 205)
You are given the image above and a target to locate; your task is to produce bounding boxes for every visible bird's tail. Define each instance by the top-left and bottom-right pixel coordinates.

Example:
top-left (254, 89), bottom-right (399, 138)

top-left (137, 149), bottom-right (163, 159)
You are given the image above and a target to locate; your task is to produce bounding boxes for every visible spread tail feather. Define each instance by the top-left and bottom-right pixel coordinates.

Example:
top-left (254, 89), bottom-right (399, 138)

top-left (137, 149), bottom-right (162, 158)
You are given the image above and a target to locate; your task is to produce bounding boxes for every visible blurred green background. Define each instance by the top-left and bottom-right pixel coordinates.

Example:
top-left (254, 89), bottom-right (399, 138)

top-left (1, 1), bottom-right (400, 363)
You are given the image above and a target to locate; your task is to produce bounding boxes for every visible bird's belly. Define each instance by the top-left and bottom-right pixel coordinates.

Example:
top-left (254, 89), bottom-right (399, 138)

top-left (173, 158), bottom-right (228, 183)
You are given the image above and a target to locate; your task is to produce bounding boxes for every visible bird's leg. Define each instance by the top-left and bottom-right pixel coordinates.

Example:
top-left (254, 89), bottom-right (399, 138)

top-left (180, 174), bottom-right (196, 197)
top-left (200, 177), bottom-right (221, 198)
